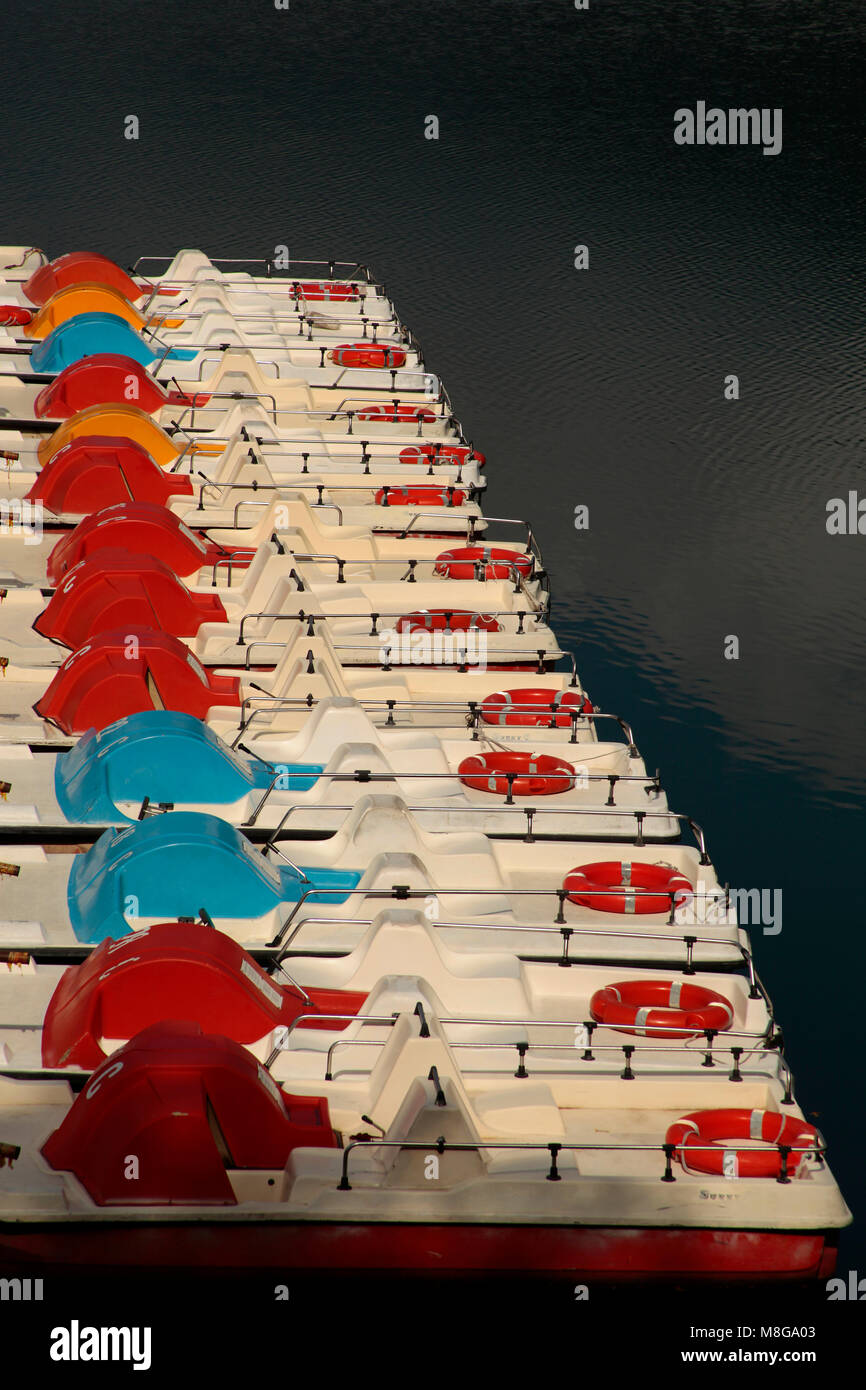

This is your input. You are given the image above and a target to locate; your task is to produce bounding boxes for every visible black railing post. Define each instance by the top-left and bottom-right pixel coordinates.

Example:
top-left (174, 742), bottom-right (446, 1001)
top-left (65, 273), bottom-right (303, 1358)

top-left (777, 1145), bottom-right (792, 1184)
top-left (558, 926), bottom-right (573, 967)
top-left (701, 1030), bottom-right (717, 1068)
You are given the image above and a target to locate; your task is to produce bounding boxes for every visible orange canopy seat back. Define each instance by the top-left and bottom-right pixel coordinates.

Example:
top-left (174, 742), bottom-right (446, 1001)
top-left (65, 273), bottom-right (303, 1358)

top-left (24, 283), bottom-right (148, 339)
top-left (37, 404), bottom-right (183, 468)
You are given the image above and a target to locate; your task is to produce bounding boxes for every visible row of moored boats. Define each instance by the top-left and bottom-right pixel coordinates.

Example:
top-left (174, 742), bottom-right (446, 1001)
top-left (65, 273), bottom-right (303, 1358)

top-left (0, 246), bottom-right (850, 1276)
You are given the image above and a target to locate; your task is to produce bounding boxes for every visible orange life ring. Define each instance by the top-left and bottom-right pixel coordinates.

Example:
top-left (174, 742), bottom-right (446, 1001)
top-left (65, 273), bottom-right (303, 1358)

top-left (399, 444), bottom-right (485, 467)
top-left (666, 1109), bottom-right (819, 1178)
top-left (481, 687), bottom-right (593, 726)
top-left (375, 485), bottom-right (467, 507)
top-left (395, 610), bottom-right (501, 634)
top-left (0, 305), bottom-right (33, 326)
top-left (590, 980), bottom-right (734, 1038)
top-left (434, 546), bottom-right (534, 580)
top-left (458, 751), bottom-right (576, 796)
top-left (355, 403), bottom-right (437, 423)
top-left (564, 862), bottom-right (694, 914)
top-left (289, 281), bottom-right (360, 302)
top-left (327, 343), bottom-right (407, 369)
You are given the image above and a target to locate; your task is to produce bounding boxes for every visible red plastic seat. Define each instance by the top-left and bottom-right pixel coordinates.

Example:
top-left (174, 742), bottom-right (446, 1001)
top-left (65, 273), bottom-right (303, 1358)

top-left (42, 922), bottom-right (368, 1068)
top-left (41, 1021), bottom-right (337, 1205)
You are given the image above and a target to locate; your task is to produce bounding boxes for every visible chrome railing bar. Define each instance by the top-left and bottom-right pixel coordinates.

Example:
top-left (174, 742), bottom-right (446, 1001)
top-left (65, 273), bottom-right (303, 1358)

top-left (241, 770), bottom-right (661, 829)
top-left (233, 608), bottom-right (550, 643)
top-left (335, 1133), bottom-right (827, 1191)
top-left (267, 884), bottom-right (733, 950)
top-left (231, 697), bottom-right (611, 748)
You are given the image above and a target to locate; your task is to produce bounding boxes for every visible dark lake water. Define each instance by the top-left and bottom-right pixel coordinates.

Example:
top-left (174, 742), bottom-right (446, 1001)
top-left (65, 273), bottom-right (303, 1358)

top-left (4, 0), bottom-right (864, 1310)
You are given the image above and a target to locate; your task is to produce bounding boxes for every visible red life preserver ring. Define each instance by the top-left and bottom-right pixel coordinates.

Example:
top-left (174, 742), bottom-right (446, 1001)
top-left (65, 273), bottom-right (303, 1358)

top-left (434, 546), bottom-right (534, 580)
top-left (590, 980), bottom-right (734, 1038)
top-left (327, 343), bottom-right (407, 369)
top-left (355, 402), bottom-right (438, 423)
top-left (481, 687), bottom-right (593, 726)
top-left (289, 281), bottom-right (360, 302)
top-left (563, 861), bottom-right (694, 914)
top-left (396, 610), bottom-right (501, 634)
top-left (399, 444), bottom-right (486, 468)
top-left (665, 1109), bottom-right (819, 1178)
top-left (0, 305), bottom-right (33, 326)
top-left (458, 751), bottom-right (576, 796)
top-left (375, 485), bottom-right (467, 507)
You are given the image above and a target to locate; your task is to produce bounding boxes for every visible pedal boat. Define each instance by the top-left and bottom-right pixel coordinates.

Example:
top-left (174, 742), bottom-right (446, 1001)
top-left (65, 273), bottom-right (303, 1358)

top-left (0, 1012), bottom-right (848, 1278)
top-left (0, 797), bottom-right (737, 963)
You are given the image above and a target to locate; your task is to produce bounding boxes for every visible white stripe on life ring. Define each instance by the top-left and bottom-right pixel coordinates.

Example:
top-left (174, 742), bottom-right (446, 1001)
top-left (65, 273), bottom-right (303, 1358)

top-left (669, 981), bottom-right (683, 1008)
top-left (750, 1109), bottom-right (764, 1140)
top-left (634, 1007), bottom-right (651, 1036)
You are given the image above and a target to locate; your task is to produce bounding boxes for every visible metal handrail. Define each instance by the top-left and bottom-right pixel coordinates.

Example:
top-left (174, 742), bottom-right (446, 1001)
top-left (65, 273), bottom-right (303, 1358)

top-left (157, 307), bottom-right (403, 339)
top-left (335, 1132), bottom-right (826, 1190)
top-left (433, 1016), bottom-right (776, 1044)
top-left (255, 438), bottom-right (483, 478)
top-left (193, 478), bottom-right (482, 514)
top-left (231, 675), bottom-right (611, 747)
top-left (267, 915), bottom-right (759, 989)
top-left (173, 432), bottom-right (481, 479)
top-left (242, 767), bottom-right (662, 828)
top-left (161, 367), bottom-right (439, 410)
top-left (209, 550), bottom-right (260, 586)
top-left (235, 606), bottom-right (549, 647)
top-left (321, 1025), bottom-right (783, 1084)
top-left (183, 323), bottom-right (416, 379)
top-left (239, 640), bottom-right (558, 672)
top-left (264, 841), bottom-right (311, 883)
top-left (166, 388), bottom-right (280, 428)
top-left (395, 512), bottom-right (542, 565)
top-left (222, 449), bottom-right (483, 482)
top-left (223, 498), bottom-right (351, 531)
top-left (269, 873), bottom-right (725, 953)
top-left (263, 1011), bottom-right (400, 1071)
top-left (299, 312), bottom-right (405, 340)
top-left (166, 391), bottom-right (458, 433)
top-left (0, 1032), bottom-right (791, 1094)
top-left (325, 393), bottom-right (447, 416)
top-left (247, 793), bottom-right (675, 841)
top-left (131, 255), bottom-right (377, 282)
top-left (202, 510), bottom-right (511, 564)
top-left (188, 354), bottom-right (287, 382)
top-left (148, 309), bottom-right (409, 335)
top-left (259, 802), bottom-right (706, 857)
top-left (172, 363), bottom-right (437, 398)
top-left (157, 400), bottom-right (458, 442)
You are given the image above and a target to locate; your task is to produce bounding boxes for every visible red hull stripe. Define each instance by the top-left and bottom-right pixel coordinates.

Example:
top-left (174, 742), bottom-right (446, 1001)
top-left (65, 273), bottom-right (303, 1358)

top-left (0, 1224), bottom-right (834, 1278)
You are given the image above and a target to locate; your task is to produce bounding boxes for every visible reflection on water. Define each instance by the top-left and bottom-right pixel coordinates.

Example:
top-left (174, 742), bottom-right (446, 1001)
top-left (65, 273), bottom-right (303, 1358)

top-left (2, 0), bottom-right (863, 1258)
